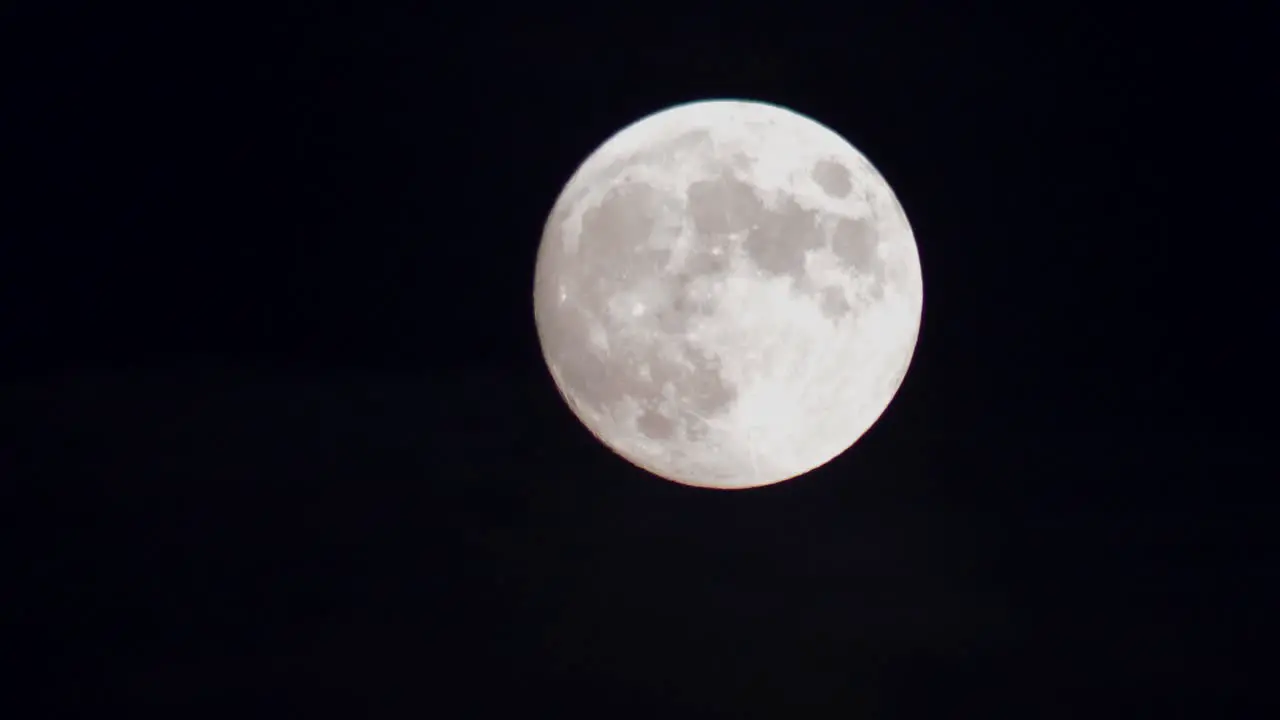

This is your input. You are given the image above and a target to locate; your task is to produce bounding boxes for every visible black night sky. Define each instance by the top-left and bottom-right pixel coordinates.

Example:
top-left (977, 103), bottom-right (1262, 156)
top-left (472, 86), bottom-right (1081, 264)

top-left (6, 4), bottom-right (1274, 717)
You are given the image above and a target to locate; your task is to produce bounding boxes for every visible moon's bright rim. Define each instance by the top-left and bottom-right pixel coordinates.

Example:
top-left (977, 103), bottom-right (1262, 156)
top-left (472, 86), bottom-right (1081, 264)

top-left (534, 99), bottom-right (924, 489)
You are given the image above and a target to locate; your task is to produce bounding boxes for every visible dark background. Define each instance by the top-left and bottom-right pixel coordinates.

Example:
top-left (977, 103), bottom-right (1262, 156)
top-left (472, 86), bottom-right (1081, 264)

top-left (5, 3), bottom-right (1275, 717)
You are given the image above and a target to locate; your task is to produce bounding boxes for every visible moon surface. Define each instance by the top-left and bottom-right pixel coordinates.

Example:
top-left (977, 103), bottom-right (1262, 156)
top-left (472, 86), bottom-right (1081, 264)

top-left (533, 99), bottom-right (923, 490)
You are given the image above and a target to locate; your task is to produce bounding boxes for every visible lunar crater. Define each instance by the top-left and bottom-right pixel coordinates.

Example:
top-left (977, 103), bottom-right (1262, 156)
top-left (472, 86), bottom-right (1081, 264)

top-left (810, 159), bottom-right (854, 198)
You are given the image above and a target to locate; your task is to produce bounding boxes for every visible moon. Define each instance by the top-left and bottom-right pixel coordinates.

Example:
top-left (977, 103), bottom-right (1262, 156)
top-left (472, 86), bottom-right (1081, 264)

top-left (533, 99), bottom-right (924, 490)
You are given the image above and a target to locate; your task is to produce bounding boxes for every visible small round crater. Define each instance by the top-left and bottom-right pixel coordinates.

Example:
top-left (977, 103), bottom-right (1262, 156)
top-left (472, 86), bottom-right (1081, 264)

top-left (811, 159), bottom-right (853, 198)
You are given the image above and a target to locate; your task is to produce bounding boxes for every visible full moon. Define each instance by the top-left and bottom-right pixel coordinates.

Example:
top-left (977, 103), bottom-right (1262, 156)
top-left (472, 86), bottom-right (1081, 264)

top-left (533, 99), bottom-right (924, 490)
